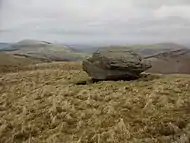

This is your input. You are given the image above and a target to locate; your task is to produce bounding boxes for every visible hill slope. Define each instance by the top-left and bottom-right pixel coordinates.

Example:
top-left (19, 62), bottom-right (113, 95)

top-left (130, 43), bottom-right (188, 57)
top-left (0, 53), bottom-right (42, 65)
top-left (146, 48), bottom-right (190, 74)
top-left (95, 43), bottom-right (188, 57)
top-left (91, 43), bottom-right (190, 74)
top-left (0, 43), bottom-right (10, 49)
top-left (0, 62), bottom-right (190, 143)
top-left (0, 53), bottom-right (44, 73)
top-left (4, 40), bottom-right (89, 61)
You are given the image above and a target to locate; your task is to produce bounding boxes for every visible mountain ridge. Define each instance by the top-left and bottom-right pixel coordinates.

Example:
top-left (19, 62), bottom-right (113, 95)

top-left (1, 40), bottom-right (89, 62)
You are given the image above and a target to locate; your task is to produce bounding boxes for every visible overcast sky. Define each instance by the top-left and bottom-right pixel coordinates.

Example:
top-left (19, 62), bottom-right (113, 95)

top-left (1, 0), bottom-right (190, 44)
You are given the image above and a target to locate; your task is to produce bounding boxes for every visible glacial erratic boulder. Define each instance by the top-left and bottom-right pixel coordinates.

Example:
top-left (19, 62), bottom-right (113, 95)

top-left (82, 47), bottom-right (151, 80)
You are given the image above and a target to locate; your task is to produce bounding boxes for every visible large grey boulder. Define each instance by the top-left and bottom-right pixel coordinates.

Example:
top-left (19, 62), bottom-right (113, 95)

top-left (82, 47), bottom-right (151, 80)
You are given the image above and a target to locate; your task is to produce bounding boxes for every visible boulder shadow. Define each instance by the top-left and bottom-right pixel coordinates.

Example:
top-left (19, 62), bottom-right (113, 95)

top-left (75, 74), bottom-right (160, 85)
top-left (74, 79), bottom-right (99, 85)
top-left (138, 73), bottom-right (161, 81)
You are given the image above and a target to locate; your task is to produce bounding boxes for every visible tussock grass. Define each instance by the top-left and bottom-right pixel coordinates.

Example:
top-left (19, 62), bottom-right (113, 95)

top-left (0, 62), bottom-right (190, 143)
top-left (0, 62), bottom-right (82, 73)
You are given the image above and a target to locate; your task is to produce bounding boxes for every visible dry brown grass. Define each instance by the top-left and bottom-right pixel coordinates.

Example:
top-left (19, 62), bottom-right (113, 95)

top-left (0, 62), bottom-right (190, 143)
top-left (0, 53), bottom-right (45, 73)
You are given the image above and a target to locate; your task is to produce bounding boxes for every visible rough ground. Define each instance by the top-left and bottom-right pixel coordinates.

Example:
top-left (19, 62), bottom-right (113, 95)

top-left (0, 62), bottom-right (190, 143)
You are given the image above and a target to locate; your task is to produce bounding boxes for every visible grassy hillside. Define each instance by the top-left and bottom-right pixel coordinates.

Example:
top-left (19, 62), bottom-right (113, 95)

top-left (146, 49), bottom-right (190, 74)
top-left (0, 43), bottom-right (10, 49)
top-left (131, 43), bottom-right (188, 58)
top-left (0, 62), bottom-right (190, 143)
top-left (95, 43), bottom-right (188, 58)
top-left (128, 43), bottom-right (187, 50)
top-left (0, 53), bottom-right (45, 73)
top-left (5, 40), bottom-right (89, 61)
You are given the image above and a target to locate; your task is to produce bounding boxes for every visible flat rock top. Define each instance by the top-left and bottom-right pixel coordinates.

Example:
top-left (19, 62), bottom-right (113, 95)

top-left (93, 47), bottom-right (142, 63)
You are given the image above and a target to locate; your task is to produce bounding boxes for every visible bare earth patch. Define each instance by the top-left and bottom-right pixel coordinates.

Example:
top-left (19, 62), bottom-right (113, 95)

top-left (0, 62), bottom-right (190, 143)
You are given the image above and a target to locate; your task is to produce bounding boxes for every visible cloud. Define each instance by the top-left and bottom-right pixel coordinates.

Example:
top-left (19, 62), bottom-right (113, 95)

top-left (133, 0), bottom-right (190, 9)
top-left (154, 5), bottom-right (190, 19)
top-left (0, 0), bottom-right (190, 44)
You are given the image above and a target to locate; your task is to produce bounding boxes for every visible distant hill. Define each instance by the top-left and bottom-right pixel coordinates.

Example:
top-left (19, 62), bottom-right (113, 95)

top-left (90, 43), bottom-right (190, 74)
top-left (146, 48), bottom-right (190, 74)
top-left (0, 43), bottom-right (10, 50)
top-left (127, 43), bottom-right (190, 74)
top-left (75, 42), bottom-right (189, 56)
top-left (62, 44), bottom-right (99, 54)
top-left (95, 43), bottom-right (188, 57)
top-left (129, 43), bottom-right (189, 58)
top-left (3, 40), bottom-right (89, 61)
